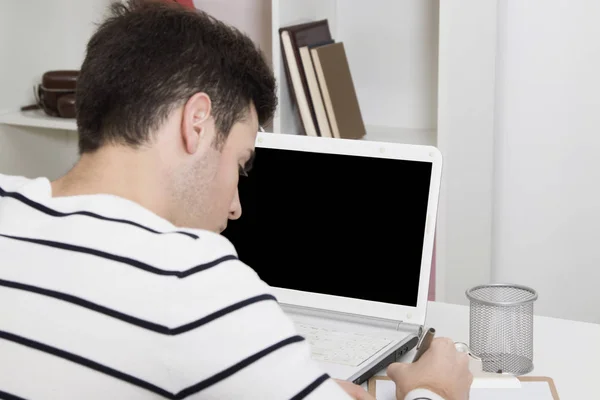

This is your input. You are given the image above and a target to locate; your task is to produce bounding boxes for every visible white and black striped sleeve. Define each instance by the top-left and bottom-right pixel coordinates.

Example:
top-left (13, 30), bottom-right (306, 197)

top-left (161, 255), bottom-right (354, 399)
top-left (0, 175), bottom-right (445, 399)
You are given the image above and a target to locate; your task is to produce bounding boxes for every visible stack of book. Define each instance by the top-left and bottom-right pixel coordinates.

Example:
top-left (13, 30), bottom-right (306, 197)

top-left (279, 19), bottom-right (366, 139)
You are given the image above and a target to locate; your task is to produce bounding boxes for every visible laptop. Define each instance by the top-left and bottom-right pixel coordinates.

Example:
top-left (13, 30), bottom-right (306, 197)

top-left (222, 132), bottom-right (442, 385)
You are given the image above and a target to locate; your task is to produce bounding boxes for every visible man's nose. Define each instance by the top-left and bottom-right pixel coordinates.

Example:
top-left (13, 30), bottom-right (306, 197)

top-left (229, 189), bottom-right (242, 220)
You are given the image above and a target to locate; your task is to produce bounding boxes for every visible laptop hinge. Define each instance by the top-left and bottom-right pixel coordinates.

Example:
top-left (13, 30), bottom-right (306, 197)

top-left (280, 302), bottom-right (422, 335)
top-left (398, 320), bottom-right (424, 337)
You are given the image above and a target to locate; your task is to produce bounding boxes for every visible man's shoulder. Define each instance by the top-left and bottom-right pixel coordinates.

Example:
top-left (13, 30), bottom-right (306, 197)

top-left (0, 173), bottom-right (43, 193)
top-left (146, 227), bottom-right (244, 275)
top-left (0, 172), bottom-right (246, 280)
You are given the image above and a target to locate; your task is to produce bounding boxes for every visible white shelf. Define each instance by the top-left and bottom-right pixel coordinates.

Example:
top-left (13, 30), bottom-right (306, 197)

top-left (0, 109), bottom-right (77, 131)
top-left (362, 125), bottom-right (437, 146)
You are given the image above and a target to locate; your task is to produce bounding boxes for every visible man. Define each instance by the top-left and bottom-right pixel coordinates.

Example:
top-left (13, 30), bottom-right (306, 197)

top-left (0, 1), bottom-right (472, 399)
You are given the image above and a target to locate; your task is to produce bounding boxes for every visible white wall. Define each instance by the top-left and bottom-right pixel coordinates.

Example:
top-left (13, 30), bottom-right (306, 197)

top-left (336, 0), bottom-right (439, 131)
top-left (493, 0), bottom-right (600, 323)
top-left (0, 0), bottom-right (111, 179)
top-left (435, 0), bottom-right (497, 306)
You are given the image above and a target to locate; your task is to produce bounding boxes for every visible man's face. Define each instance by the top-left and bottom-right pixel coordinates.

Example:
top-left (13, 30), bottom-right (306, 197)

top-left (175, 105), bottom-right (258, 233)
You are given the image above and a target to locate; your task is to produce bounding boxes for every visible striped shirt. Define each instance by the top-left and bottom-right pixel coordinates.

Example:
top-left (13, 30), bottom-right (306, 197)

top-left (0, 174), bottom-right (442, 400)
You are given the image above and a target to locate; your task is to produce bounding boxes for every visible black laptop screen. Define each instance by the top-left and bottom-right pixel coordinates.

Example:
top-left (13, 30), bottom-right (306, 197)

top-left (221, 146), bottom-right (433, 307)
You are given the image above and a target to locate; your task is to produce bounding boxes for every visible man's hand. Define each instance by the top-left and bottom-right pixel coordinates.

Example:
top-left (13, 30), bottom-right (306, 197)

top-left (334, 379), bottom-right (375, 400)
top-left (386, 337), bottom-right (473, 400)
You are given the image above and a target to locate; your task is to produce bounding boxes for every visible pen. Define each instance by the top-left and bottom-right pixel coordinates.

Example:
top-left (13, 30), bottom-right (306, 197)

top-left (412, 327), bottom-right (435, 362)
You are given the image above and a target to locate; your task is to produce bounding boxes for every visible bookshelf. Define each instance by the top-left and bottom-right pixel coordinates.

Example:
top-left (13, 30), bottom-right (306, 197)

top-left (0, 109), bottom-right (77, 131)
top-left (269, 0), bottom-right (498, 306)
top-left (0, 0), bottom-right (438, 146)
top-left (363, 126), bottom-right (436, 146)
top-left (0, 0), bottom-right (498, 306)
top-left (271, 0), bottom-right (439, 147)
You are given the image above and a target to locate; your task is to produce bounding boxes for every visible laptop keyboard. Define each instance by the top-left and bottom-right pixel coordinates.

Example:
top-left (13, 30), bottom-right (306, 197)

top-left (295, 322), bottom-right (393, 367)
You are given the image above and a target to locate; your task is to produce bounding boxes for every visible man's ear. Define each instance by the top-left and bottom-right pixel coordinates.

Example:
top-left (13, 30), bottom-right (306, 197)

top-left (181, 92), bottom-right (212, 155)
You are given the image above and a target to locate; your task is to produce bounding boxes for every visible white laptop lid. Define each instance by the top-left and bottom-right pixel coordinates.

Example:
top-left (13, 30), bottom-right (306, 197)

top-left (222, 132), bottom-right (442, 327)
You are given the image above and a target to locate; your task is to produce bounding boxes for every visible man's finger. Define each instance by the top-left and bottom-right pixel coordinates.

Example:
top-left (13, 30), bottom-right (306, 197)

top-left (334, 379), bottom-right (374, 400)
top-left (386, 362), bottom-right (408, 380)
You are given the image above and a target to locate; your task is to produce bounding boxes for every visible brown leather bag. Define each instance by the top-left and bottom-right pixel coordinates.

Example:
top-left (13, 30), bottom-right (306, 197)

top-left (21, 70), bottom-right (79, 118)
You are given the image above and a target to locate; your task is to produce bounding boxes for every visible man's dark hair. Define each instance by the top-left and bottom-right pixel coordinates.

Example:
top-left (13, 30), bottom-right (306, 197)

top-left (75, 0), bottom-right (277, 153)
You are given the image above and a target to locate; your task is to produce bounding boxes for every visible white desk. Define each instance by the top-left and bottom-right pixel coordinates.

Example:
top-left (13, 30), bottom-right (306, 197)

top-left (372, 301), bottom-right (600, 398)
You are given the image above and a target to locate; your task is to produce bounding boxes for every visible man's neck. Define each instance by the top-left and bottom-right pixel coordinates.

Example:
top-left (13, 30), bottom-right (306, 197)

top-left (51, 145), bottom-right (171, 220)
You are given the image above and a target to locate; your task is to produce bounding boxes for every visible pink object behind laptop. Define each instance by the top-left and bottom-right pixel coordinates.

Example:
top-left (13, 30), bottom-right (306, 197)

top-left (428, 241), bottom-right (436, 300)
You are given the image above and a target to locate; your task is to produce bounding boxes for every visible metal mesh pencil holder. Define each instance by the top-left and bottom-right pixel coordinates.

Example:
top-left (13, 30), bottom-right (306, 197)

top-left (466, 283), bottom-right (538, 375)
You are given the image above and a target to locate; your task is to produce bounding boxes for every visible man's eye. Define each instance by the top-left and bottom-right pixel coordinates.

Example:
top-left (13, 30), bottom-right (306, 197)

top-left (239, 165), bottom-right (248, 177)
